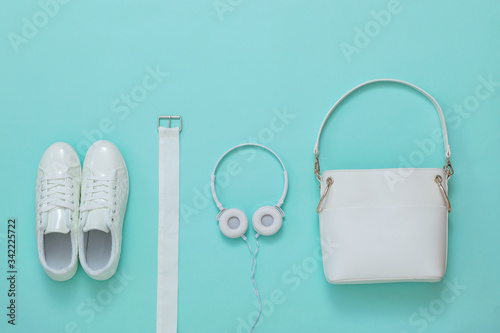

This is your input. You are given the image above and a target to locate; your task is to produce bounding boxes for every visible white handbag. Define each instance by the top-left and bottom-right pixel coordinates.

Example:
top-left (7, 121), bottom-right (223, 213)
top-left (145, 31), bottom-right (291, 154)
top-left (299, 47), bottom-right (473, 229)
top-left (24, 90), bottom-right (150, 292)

top-left (314, 79), bottom-right (454, 284)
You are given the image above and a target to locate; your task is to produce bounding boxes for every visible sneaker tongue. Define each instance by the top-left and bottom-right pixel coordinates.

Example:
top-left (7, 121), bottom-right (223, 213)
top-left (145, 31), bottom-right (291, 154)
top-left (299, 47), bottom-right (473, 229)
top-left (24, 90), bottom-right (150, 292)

top-left (45, 209), bottom-right (70, 234)
top-left (83, 208), bottom-right (110, 233)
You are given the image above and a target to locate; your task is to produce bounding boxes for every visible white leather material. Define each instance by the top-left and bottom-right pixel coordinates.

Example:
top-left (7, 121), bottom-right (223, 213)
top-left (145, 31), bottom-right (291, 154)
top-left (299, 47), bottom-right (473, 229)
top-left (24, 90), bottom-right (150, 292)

top-left (219, 208), bottom-right (249, 238)
top-left (314, 79), bottom-right (451, 159)
top-left (320, 168), bottom-right (448, 208)
top-left (157, 126), bottom-right (180, 333)
top-left (83, 209), bottom-right (110, 233)
top-left (320, 205), bottom-right (447, 284)
top-left (315, 79), bottom-right (452, 284)
top-left (318, 168), bottom-right (449, 284)
top-left (35, 142), bottom-right (81, 281)
top-left (79, 140), bottom-right (129, 281)
top-left (252, 206), bottom-right (283, 236)
top-left (45, 209), bottom-right (70, 234)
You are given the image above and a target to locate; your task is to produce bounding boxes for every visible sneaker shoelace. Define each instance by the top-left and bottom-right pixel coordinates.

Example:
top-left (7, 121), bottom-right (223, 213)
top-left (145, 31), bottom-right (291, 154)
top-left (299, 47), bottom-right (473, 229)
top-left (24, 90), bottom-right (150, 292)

top-left (39, 174), bottom-right (77, 213)
top-left (80, 176), bottom-right (118, 213)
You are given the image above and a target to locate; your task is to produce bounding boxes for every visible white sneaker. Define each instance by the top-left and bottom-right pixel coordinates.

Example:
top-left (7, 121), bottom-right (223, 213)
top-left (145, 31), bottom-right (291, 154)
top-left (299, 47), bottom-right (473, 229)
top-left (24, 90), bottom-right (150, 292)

top-left (36, 142), bottom-right (81, 281)
top-left (79, 140), bottom-right (129, 280)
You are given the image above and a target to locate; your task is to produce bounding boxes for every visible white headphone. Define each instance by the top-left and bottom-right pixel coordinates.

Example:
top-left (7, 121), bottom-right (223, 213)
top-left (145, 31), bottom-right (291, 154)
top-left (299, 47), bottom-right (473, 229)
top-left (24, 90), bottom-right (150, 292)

top-left (211, 143), bottom-right (289, 239)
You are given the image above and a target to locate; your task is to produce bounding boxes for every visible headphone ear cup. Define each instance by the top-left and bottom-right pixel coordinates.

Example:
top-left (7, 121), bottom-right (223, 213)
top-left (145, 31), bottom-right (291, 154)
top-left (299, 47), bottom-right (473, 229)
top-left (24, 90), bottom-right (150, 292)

top-left (218, 208), bottom-right (248, 238)
top-left (252, 206), bottom-right (283, 236)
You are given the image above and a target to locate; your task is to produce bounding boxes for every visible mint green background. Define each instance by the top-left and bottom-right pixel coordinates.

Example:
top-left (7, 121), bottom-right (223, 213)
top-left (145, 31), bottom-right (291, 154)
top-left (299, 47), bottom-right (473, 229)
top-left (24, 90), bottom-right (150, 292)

top-left (1, 0), bottom-right (499, 332)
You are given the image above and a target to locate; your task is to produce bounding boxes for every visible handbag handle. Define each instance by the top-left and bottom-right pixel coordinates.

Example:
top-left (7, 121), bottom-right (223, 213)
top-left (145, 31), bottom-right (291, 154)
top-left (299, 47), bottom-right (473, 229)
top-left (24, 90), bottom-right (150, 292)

top-left (313, 79), bottom-right (453, 181)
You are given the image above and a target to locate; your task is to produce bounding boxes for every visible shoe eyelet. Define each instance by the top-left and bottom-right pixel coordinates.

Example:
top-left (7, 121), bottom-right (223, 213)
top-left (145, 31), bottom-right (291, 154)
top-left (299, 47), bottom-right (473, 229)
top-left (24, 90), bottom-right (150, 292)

top-left (111, 218), bottom-right (115, 222)
top-left (113, 194), bottom-right (117, 198)
top-left (112, 210), bottom-right (116, 214)
top-left (114, 178), bottom-right (118, 182)
top-left (114, 202), bottom-right (117, 206)
top-left (72, 201), bottom-right (75, 204)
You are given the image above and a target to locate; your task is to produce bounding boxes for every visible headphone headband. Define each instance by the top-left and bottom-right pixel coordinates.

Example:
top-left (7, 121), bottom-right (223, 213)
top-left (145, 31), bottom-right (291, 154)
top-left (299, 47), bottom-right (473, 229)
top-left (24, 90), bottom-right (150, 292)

top-left (211, 143), bottom-right (289, 211)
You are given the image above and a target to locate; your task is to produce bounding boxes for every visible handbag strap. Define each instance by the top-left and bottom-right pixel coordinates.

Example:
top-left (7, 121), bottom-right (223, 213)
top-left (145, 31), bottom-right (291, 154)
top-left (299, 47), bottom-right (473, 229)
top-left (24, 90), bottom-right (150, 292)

top-left (313, 79), bottom-right (453, 181)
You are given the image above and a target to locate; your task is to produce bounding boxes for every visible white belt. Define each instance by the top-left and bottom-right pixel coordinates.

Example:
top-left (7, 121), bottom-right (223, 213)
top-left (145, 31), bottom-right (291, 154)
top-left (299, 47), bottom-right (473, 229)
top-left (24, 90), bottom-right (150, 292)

top-left (157, 116), bottom-right (182, 333)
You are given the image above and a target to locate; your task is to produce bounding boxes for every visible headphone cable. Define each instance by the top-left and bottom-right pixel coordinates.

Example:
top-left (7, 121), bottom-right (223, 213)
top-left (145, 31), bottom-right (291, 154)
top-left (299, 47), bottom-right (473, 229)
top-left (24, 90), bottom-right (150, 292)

top-left (242, 235), bottom-right (262, 333)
